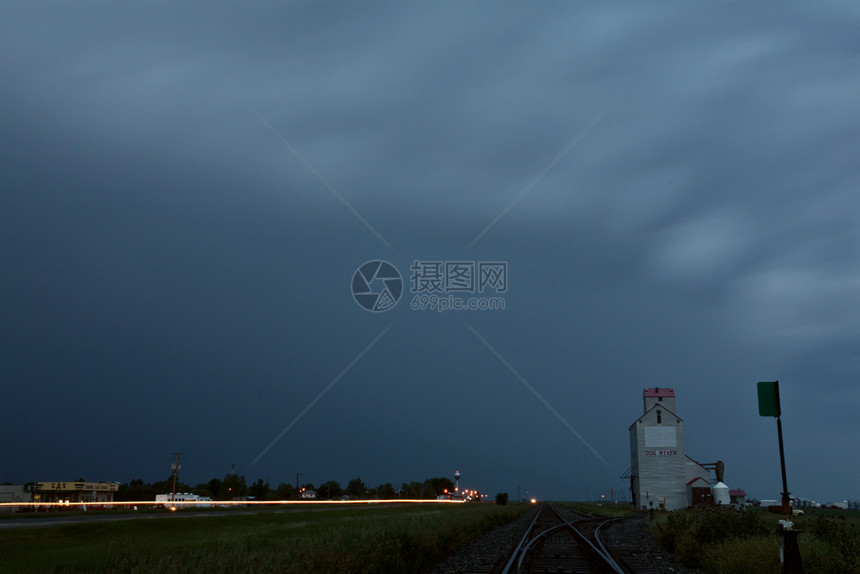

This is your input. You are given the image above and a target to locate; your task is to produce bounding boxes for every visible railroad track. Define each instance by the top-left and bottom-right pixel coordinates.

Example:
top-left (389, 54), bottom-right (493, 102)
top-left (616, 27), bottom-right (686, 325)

top-left (460, 503), bottom-right (660, 574)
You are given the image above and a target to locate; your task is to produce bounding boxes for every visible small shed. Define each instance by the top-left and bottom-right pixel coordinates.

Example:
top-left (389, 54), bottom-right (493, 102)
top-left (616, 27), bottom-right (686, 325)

top-left (729, 489), bottom-right (747, 508)
top-left (688, 477), bottom-right (712, 507)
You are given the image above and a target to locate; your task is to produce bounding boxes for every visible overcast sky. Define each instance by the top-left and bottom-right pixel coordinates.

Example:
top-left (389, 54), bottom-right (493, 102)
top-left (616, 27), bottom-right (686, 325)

top-left (2, 2), bottom-right (858, 504)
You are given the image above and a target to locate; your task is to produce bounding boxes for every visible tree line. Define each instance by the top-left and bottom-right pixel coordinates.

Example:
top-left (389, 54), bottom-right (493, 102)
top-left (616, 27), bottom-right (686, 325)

top-left (115, 475), bottom-right (457, 502)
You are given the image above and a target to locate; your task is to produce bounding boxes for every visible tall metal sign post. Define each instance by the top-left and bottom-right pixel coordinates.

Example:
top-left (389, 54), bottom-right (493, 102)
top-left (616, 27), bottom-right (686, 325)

top-left (757, 381), bottom-right (803, 574)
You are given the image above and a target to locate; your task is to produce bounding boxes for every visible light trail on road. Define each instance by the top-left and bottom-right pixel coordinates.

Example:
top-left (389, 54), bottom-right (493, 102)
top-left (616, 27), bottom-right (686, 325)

top-left (0, 498), bottom-right (464, 510)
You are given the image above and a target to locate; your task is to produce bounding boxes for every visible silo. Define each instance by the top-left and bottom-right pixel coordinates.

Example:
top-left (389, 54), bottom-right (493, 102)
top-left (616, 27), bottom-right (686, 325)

top-left (712, 482), bottom-right (730, 506)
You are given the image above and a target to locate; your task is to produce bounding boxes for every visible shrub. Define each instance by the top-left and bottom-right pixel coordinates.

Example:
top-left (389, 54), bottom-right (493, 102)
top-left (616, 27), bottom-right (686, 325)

top-left (654, 509), bottom-right (696, 553)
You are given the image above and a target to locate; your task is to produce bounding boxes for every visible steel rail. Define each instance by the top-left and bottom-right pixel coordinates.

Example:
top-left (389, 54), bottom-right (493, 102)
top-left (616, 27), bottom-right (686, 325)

top-left (594, 517), bottom-right (627, 573)
top-left (499, 503), bottom-right (627, 574)
top-left (514, 523), bottom-right (567, 572)
top-left (498, 504), bottom-right (547, 574)
top-left (551, 505), bottom-right (626, 574)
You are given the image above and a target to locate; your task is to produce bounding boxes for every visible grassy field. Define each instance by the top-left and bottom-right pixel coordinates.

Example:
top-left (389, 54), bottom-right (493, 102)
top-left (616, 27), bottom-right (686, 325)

top-left (652, 506), bottom-right (860, 574)
top-left (0, 503), bottom-right (531, 573)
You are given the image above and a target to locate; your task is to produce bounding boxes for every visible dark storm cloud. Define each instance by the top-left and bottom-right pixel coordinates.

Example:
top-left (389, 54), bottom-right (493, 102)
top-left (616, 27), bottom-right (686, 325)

top-left (2, 2), bottom-right (858, 502)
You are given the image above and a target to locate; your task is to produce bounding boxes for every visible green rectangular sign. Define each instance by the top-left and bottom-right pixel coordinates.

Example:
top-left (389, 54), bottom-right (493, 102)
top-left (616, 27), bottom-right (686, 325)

top-left (757, 381), bottom-right (781, 417)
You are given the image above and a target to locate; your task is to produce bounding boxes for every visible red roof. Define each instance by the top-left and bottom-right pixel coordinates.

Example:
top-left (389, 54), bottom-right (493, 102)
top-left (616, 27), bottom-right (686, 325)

top-left (729, 490), bottom-right (746, 497)
top-left (644, 387), bottom-right (675, 398)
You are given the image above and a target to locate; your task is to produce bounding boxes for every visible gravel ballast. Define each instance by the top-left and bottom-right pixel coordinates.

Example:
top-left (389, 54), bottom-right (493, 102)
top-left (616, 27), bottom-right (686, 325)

top-left (429, 509), bottom-right (705, 574)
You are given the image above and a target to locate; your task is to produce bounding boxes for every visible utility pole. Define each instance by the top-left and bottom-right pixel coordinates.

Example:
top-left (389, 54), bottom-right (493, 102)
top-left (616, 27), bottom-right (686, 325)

top-left (295, 473), bottom-right (301, 491)
top-left (170, 452), bottom-right (184, 502)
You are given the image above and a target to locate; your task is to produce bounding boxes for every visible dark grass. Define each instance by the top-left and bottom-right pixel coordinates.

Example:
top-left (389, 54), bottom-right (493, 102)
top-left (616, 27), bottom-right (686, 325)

top-left (0, 503), bottom-right (531, 573)
top-left (652, 506), bottom-right (860, 574)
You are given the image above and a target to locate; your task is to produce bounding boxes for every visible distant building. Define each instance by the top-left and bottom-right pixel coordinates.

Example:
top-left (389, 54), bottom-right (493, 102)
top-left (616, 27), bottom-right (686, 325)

top-left (300, 489), bottom-right (316, 499)
top-left (0, 485), bottom-right (31, 513)
top-left (32, 481), bottom-right (119, 506)
top-left (627, 388), bottom-right (713, 511)
top-left (155, 493), bottom-right (212, 508)
top-left (437, 492), bottom-right (464, 501)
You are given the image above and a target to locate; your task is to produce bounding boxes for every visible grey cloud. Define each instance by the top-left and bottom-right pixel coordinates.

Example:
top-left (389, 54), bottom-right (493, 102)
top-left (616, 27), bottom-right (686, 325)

top-left (2, 2), bottom-right (858, 503)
